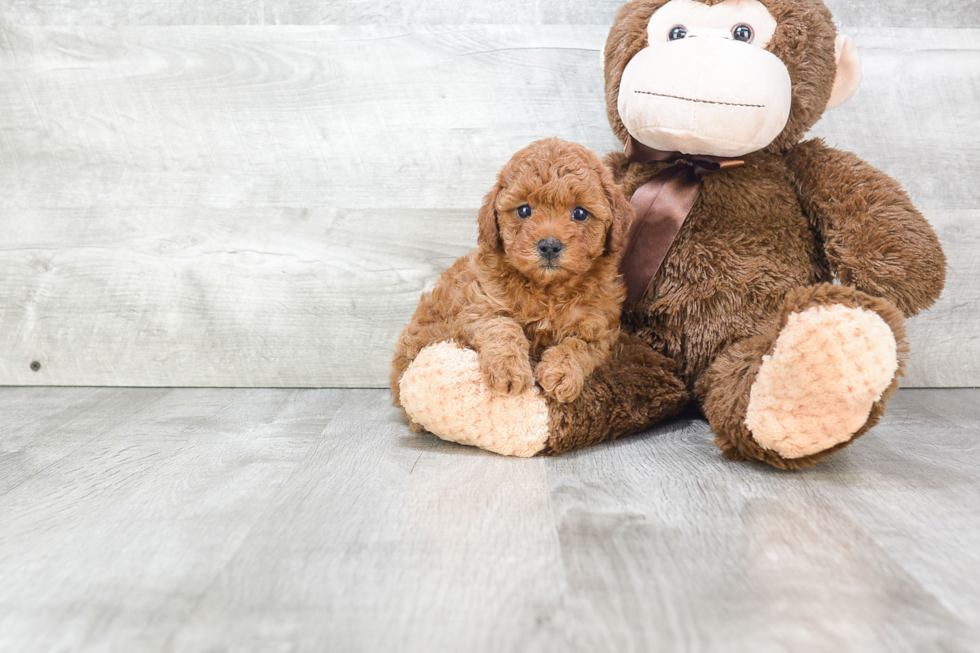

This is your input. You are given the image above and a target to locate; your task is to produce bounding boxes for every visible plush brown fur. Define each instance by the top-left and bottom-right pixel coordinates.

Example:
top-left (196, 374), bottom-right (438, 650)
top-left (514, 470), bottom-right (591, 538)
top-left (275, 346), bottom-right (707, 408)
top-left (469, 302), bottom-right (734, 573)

top-left (540, 0), bottom-right (947, 465)
top-left (391, 138), bottom-right (634, 419)
top-left (540, 332), bottom-right (689, 455)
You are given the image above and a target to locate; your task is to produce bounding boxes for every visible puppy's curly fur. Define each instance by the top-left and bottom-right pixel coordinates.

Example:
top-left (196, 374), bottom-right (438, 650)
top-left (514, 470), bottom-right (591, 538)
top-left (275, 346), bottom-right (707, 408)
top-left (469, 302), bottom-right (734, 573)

top-left (391, 138), bottom-right (634, 425)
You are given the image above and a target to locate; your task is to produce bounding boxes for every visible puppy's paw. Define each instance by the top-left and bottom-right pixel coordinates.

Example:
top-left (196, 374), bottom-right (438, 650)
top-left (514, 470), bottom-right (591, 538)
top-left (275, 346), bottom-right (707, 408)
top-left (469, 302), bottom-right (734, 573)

top-left (480, 353), bottom-right (535, 395)
top-left (535, 352), bottom-right (585, 404)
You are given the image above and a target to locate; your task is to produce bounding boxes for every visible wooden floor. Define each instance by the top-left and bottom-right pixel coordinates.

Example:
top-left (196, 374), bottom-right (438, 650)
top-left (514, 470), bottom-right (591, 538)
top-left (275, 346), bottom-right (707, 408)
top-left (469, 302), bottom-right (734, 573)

top-left (1, 388), bottom-right (978, 652)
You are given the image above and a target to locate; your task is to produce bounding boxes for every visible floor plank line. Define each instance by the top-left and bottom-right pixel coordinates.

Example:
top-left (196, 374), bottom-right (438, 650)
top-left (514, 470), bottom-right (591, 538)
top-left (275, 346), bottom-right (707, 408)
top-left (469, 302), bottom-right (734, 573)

top-left (0, 388), bottom-right (977, 652)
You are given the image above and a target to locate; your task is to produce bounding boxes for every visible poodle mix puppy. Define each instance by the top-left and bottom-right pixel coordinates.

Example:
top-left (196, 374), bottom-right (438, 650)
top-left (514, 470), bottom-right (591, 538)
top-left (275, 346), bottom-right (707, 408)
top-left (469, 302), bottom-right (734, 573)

top-left (391, 138), bottom-right (635, 451)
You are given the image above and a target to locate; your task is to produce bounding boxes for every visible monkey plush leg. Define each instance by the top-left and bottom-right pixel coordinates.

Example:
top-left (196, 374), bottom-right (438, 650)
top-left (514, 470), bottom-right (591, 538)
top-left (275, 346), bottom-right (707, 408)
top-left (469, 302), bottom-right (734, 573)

top-left (540, 334), bottom-right (688, 455)
top-left (397, 335), bottom-right (688, 457)
top-left (398, 341), bottom-right (550, 457)
top-left (699, 284), bottom-right (907, 469)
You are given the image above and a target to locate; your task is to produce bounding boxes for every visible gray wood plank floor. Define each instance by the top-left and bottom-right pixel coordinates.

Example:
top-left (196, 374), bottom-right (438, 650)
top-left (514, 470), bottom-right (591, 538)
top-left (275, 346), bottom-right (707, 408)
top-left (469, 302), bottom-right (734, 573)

top-left (1, 388), bottom-right (978, 652)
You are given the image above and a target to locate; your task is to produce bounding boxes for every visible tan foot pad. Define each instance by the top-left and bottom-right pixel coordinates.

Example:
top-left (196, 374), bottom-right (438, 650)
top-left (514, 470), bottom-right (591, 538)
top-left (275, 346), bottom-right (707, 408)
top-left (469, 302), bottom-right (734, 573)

top-left (399, 341), bottom-right (550, 458)
top-left (745, 305), bottom-right (898, 459)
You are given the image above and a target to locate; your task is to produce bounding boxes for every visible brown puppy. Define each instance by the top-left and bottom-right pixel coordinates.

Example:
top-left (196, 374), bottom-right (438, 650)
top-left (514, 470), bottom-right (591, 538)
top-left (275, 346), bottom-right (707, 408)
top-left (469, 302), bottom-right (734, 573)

top-left (391, 138), bottom-right (633, 423)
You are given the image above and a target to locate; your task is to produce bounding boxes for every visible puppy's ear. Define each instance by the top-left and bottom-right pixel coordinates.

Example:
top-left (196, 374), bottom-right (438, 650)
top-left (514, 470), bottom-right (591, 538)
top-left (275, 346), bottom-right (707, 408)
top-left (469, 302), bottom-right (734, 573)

top-left (477, 181), bottom-right (504, 251)
top-left (601, 170), bottom-right (634, 259)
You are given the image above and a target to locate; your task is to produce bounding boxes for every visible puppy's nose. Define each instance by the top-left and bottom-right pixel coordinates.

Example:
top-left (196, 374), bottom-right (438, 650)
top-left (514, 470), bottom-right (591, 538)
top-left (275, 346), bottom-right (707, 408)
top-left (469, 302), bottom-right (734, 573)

top-left (537, 238), bottom-right (564, 261)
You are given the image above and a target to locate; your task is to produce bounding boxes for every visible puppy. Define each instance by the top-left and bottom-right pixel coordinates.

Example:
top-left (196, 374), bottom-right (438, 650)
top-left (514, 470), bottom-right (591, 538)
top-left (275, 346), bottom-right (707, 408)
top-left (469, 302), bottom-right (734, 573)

top-left (391, 138), bottom-right (634, 425)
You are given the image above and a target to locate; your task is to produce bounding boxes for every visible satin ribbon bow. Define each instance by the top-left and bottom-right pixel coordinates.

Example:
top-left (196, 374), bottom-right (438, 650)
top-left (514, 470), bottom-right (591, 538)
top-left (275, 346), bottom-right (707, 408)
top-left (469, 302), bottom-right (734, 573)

top-left (618, 135), bottom-right (745, 304)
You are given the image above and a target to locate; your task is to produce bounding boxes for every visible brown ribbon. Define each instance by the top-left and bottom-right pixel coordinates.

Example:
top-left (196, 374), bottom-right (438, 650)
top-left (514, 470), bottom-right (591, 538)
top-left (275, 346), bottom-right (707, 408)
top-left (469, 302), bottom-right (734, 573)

top-left (618, 136), bottom-right (744, 304)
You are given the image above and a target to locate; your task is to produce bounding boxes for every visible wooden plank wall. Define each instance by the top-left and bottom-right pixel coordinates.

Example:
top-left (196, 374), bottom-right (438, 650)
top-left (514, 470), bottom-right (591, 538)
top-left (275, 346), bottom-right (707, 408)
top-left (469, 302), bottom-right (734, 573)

top-left (0, 2), bottom-right (977, 388)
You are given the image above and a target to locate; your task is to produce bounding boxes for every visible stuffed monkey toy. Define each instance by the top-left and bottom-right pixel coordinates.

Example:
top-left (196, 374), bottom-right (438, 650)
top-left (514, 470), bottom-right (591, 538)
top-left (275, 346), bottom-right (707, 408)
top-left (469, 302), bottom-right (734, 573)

top-left (395, 0), bottom-right (946, 469)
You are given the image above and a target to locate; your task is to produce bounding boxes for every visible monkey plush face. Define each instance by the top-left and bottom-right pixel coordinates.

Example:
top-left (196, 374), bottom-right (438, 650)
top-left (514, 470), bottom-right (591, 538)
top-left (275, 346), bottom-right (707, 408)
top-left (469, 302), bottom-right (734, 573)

top-left (605, 0), bottom-right (862, 157)
top-left (618, 0), bottom-right (791, 157)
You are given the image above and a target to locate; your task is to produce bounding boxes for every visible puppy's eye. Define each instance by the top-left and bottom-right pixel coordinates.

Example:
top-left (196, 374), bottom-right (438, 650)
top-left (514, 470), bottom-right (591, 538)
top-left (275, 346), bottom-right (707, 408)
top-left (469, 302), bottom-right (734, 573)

top-left (732, 24), bottom-right (753, 42)
top-left (572, 207), bottom-right (590, 222)
top-left (668, 25), bottom-right (688, 41)
top-left (517, 205), bottom-right (533, 220)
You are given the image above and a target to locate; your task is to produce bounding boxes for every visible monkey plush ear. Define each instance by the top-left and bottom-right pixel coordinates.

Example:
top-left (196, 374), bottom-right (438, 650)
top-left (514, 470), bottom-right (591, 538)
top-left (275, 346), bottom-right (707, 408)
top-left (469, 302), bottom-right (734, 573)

top-left (827, 35), bottom-right (862, 110)
top-left (477, 183), bottom-right (503, 251)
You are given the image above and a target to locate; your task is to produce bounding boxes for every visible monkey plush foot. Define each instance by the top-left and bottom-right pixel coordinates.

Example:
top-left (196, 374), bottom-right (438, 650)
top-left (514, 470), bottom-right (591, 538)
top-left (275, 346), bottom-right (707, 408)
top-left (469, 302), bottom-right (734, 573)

top-left (745, 304), bottom-right (899, 460)
top-left (398, 341), bottom-right (550, 457)
top-left (701, 284), bottom-right (908, 468)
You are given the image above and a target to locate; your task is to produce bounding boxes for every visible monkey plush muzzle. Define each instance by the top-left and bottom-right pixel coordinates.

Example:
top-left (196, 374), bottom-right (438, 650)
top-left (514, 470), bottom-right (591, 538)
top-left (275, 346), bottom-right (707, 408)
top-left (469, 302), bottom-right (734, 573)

top-left (618, 35), bottom-right (792, 158)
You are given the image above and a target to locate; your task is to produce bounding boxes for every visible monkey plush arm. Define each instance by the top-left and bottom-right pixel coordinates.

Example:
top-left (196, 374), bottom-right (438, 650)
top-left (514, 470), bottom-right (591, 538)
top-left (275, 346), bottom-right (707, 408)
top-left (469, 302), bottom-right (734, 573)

top-left (786, 138), bottom-right (946, 317)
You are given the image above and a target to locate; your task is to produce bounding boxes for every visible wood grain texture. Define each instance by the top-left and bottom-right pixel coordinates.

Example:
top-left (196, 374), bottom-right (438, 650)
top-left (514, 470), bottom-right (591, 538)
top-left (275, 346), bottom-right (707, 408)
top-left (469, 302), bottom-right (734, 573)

top-left (0, 387), bottom-right (978, 652)
top-left (4, 0), bottom-right (979, 27)
top-left (0, 20), bottom-right (976, 387)
top-left (0, 387), bottom-right (167, 494)
top-left (0, 207), bottom-right (476, 386)
top-left (0, 387), bottom-right (348, 651)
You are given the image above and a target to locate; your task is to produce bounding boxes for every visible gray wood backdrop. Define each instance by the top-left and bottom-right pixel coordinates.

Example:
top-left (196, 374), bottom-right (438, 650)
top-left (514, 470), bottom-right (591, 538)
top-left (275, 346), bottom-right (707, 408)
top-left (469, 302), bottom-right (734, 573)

top-left (0, 2), bottom-right (977, 388)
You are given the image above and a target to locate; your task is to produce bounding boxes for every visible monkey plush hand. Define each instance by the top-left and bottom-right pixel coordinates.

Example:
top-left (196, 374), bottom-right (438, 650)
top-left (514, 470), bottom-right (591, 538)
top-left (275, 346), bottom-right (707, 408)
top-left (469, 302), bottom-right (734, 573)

top-left (396, 0), bottom-right (946, 468)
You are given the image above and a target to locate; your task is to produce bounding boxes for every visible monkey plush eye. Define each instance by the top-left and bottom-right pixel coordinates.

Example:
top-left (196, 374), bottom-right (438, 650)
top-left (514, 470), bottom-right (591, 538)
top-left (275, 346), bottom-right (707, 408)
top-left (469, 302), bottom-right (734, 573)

top-left (517, 205), bottom-right (533, 219)
top-left (732, 24), bottom-right (754, 42)
top-left (668, 26), bottom-right (688, 41)
top-left (572, 207), bottom-right (590, 222)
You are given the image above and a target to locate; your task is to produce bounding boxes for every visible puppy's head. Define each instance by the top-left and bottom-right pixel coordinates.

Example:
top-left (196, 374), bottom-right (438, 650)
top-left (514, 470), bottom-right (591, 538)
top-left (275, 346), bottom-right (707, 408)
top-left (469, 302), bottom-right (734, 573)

top-left (477, 138), bottom-right (633, 286)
